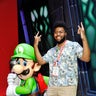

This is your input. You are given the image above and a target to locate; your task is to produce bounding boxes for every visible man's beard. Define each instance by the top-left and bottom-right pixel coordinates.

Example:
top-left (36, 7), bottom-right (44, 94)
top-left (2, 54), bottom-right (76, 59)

top-left (55, 36), bottom-right (66, 44)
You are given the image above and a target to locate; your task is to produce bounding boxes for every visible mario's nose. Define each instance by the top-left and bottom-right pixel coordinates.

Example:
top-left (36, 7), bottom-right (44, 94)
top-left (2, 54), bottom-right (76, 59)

top-left (11, 64), bottom-right (23, 74)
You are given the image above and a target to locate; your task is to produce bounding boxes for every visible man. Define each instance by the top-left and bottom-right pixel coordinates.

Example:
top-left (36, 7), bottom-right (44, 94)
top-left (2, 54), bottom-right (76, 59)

top-left (34, 21), bottom-right (90, 96)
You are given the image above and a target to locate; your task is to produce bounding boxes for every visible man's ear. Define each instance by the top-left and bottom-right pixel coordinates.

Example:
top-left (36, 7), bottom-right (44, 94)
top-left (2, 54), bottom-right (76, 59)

top-left (33, 63), bottom-right (41, 72)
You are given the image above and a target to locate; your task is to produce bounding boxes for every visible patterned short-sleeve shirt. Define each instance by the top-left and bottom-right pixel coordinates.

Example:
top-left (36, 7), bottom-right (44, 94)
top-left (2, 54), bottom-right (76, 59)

top-left (43, 40), bottom-right (83, 87)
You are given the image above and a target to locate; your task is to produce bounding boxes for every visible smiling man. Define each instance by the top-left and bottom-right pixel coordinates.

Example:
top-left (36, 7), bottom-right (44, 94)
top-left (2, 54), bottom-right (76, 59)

top-left (34, 21), bottom-right (90, 96)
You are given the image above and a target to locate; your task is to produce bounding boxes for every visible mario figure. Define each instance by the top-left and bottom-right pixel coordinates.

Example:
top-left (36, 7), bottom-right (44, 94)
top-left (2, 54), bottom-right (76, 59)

top-left (6, 43), bottom-right (49, 96)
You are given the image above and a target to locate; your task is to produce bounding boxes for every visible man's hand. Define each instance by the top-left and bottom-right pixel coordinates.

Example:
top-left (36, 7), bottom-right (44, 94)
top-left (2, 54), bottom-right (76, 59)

top-left (34, 32), bottom-right (42, 47)
top-left (77, 22), bottom-right (86, 40)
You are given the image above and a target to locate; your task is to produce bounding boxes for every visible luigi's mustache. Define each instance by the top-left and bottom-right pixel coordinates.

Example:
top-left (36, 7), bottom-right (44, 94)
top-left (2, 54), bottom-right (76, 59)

top-left (17, 68), bottom-right (30, 75)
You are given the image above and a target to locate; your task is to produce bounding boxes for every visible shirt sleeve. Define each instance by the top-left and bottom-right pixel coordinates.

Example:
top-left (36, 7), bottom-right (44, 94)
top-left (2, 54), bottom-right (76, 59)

top-left (74, 42), bottom-right (83, 59)
top-left (42, 48), bottom-right (53, 63)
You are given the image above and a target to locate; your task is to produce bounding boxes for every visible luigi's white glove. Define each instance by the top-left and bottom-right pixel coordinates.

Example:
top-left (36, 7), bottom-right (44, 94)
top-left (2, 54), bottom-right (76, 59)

top-left (6, 85), bottom-right (19, 96)
top-left (7, 73), bottom-right (20, 85)
top-left (6, 73), bottom-right (20, 96)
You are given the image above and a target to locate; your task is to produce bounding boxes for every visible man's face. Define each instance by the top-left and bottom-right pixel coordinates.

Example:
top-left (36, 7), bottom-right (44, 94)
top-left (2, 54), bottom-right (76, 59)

top-left (54, 27), bottom-right (67, 44)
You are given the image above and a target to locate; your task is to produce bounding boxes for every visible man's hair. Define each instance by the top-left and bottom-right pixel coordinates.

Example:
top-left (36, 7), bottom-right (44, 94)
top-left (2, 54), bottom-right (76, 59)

top-left (53, 21), bottom-right (67, 32)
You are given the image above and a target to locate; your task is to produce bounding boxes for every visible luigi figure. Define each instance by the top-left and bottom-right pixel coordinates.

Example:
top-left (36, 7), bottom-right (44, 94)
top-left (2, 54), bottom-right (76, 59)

top-left (6, 43), bottom-right (49, 96)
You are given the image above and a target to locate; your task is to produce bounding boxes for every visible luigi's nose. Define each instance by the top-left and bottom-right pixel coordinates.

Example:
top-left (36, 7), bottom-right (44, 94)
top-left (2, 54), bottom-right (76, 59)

top-left (11, 64), bottom-right (24, 75)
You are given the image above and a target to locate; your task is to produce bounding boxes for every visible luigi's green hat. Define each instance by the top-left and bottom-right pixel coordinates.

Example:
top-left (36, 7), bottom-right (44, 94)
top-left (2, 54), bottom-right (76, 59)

top-left (11, 43), bottom-right (36, 61)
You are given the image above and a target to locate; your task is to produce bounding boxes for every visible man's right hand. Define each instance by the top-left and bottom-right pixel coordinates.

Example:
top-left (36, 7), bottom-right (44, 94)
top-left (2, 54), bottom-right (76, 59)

top-left (34, 31), bottom-right (42, 47)
top-left (33, 31), bottom-right (46, 65)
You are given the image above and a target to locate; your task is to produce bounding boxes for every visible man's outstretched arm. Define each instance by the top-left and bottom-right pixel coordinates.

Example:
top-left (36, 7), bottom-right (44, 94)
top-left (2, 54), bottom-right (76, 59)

top-left (78, 22), bottom-right (90, 62)
top-left (34, 32), bottom-right (47, 65)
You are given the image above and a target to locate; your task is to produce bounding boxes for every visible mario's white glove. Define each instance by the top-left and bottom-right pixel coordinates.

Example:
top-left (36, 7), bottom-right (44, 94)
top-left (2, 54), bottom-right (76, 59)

top-left (6, 73), bottom-right (20, 96)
